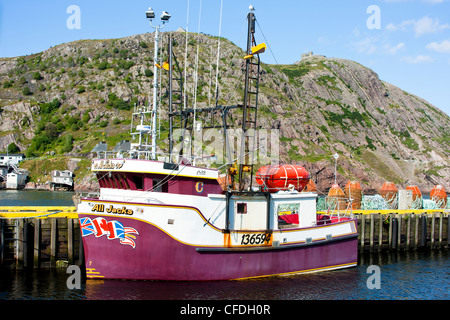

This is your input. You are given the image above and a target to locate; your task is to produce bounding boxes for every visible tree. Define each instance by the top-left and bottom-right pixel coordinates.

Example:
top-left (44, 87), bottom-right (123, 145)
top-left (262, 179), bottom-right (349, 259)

top-left (40, 98), bottom-right (61, 114)
top-left (18, 76), bottom-right (27, 85)
top-left (97, 61), bottom-right (110, 70)
top-left (78, 69), bottom-right (86, 78)
top-left (144, 69), bottom-right (153, 77)
top-left (32, 72), bottom-right (43, 80)
top-left (106, 93), bottom-right (131, 110)
top-left (22, 87), bottom-right (32, 95)
top-left (62, 134), bottom-right (74, 153)
top-left (2, 80), bottom-right (13, 88)
top-left (77, 86), bottom-right (86, 94)
top-left (82, 111), bottom-right (90, 123)
top-left (7, 142), bottom-right (20, 153)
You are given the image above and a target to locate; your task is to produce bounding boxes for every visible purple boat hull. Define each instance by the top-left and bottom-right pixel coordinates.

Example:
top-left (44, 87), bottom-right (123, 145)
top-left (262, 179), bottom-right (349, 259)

top-left (80, 214), bottom-right (358, 281)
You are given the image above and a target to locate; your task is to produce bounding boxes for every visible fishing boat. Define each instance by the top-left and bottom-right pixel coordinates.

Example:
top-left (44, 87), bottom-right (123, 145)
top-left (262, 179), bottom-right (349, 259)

top-left (75, 8), bottom-right (358, 281)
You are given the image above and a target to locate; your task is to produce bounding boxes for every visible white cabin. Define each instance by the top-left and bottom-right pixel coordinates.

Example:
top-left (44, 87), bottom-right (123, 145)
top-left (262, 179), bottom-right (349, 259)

top-left (0, 153), bottom-right (24, 166)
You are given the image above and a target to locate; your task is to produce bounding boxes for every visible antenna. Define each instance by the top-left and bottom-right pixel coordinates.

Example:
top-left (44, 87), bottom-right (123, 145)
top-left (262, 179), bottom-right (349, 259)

top-left (333, 153), bottom-right (339, 184)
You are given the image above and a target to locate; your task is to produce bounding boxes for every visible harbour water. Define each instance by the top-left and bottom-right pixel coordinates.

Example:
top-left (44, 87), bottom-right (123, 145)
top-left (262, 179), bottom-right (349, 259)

top-left (0, 250), bottom-right (448, 300)
top-left (0, 189), bottom-right (75, 207)
top-left (0, 191), bottom-right (449, 301)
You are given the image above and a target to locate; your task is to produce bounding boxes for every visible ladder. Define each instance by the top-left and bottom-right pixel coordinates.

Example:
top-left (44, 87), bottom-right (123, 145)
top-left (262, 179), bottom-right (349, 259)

top-left (238, 11), bottom-right (263, 191)
top-left (0, 219), bottom-right (19, 267)
top-left (167, 33), bottom-right (185, 162)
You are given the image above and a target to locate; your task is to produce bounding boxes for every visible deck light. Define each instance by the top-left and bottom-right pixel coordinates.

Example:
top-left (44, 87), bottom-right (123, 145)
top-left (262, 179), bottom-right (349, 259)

top-left (160, 11), bottom-right (171, 21)
top-left (146, 7), bottom-right (155, 19)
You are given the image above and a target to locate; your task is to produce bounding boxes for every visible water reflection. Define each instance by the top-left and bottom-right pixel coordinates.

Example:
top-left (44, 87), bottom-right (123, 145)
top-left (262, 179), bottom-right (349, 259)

top-left (83, 268), bottom-right (361, 300)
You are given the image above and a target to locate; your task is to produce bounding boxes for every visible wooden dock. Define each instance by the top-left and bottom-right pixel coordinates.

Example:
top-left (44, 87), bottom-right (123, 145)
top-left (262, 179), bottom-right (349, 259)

top-left (0, 207), bottom-right (449, 269)
top-left (320, 209), bottom-right (450, 253)
top-left (0, 206), bottom-right (82, 269)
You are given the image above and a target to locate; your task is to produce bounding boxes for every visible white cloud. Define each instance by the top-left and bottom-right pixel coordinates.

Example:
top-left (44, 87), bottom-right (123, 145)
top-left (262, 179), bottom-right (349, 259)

top-left (401, 55), bottom-right (434, 63)
top-left (354, 37), bottom-right (378, 55)
top-left (353, 37), bottom-right (405, 55)
top-left (386, 20), bottom-right (415, 32)
top-left (426, 39), bottom-right (450, 53)
top-left (415, 16), bottom-right (450, 36)
top-left (383, 42), bottom-right (406, 54)
top-left (384, 0), bottom-right (448, 3)
top-left (420, 0), bottom-right (447, 3)
top-left (386, 16), bottom-right (450, 36)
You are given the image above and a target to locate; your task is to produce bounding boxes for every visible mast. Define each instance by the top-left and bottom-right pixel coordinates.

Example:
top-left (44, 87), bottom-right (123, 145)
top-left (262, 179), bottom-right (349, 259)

top-left (238, 8), bottom-right (265, 191)
top-left (164, 6), bottom-right (264, 179)
top-left (151, 24), bottom-right (160, 160)
top-left (167, 34), bottom-right (185, 163)
top-left (146, 7), bottom-right (171, 160)
top-left (168, 33), bottom-right (173, 161)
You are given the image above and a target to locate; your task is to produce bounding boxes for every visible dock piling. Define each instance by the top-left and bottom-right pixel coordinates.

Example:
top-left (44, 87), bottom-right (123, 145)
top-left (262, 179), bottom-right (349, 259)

top-left (421, 214), bottom-right (427, 248)
top-left (34, 219), bottom-right (40, 268)
top-left (50, 219), bottom-right (57, 268)
top-left (378, 214), bottom-right (383, 252)
top-left (392, 216), bottom-right (398, 250)
top-left (322, 209), bottom-right (449, 253)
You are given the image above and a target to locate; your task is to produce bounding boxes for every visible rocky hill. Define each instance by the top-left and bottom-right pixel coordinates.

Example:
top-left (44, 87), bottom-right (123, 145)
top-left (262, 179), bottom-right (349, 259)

top-left (0, 31), bottom-right (449, 193)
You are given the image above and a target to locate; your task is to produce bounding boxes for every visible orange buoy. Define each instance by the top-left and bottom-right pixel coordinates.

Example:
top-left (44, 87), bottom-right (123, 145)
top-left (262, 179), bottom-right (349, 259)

top-left (344, 181), bottom-right (362, 209)
top-left (380, 182), bottom-right (397, 207)
top-left (327, 183), bottom-right (347, 210)
top-left (430, 185), bottom-right (447, 209)
top-left (256, 164), bottom-right (310, 192)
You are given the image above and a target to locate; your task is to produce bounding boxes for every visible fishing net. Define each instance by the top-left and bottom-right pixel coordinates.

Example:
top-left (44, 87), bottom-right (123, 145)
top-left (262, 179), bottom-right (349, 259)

top-left (361, 195), bottom-right (388, 210)
top-left (423, 198), bottom-right (448, 209)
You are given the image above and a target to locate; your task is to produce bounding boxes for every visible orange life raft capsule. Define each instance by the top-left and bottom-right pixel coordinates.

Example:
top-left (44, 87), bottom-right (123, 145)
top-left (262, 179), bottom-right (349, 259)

top-left (430, 185), bottom-right (447, 209)
top-left (303, 178), bottom-right (317, 192)
top-left (380, 182), bottom-right (397, 199)
top-left (327, 183), bottom-right (348, 210)
top-left (344, 181), bottom-right (362, 210)
top-left (256, 164), bottom-right (310, 192)
top-left (406, 185), bottom-right (422, 209)
top-left (380, 182), bottom-right (398, 209)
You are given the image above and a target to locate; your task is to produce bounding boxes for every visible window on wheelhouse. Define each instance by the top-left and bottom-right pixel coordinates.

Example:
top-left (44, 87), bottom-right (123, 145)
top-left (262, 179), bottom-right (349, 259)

top-left (131, 175), bottom-right (143, 190)
top-left (152, 178), bottom-right (168, 192)
top-left (237, 203), bottom-right (247, 214)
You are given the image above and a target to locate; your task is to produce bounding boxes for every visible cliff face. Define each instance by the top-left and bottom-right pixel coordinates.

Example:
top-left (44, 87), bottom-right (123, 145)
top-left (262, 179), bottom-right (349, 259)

top-left (267, 55), bottom-right (449, 193)
top-left (0, 31), bottom-right (448, 193)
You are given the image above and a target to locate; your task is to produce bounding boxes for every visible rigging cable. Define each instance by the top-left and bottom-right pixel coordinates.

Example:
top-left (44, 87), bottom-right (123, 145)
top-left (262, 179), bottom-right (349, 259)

top-left (193, 0), bottom-right (202, 120)
top-left (213, 0), bottom-right (224, 107)
top-left (193, 0), bottom-right (203, 165)
top-left (255, 19), bottom-right (279, 65)
top-left (184, 0), bottom-right (190, 111)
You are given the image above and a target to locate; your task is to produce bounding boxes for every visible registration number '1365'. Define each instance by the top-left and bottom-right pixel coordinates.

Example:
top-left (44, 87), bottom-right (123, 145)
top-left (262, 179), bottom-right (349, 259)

top-left (240, 233), bottom-right (272, 245)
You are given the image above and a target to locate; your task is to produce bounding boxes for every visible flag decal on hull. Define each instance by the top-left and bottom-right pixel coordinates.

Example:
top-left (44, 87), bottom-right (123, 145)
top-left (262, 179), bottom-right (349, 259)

top-left (80, 217), bottom-right (139, 249)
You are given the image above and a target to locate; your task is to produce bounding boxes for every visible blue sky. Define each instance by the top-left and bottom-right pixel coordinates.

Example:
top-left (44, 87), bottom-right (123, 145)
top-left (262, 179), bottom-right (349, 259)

top-left (0, 0), bottom-right (449, 116)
